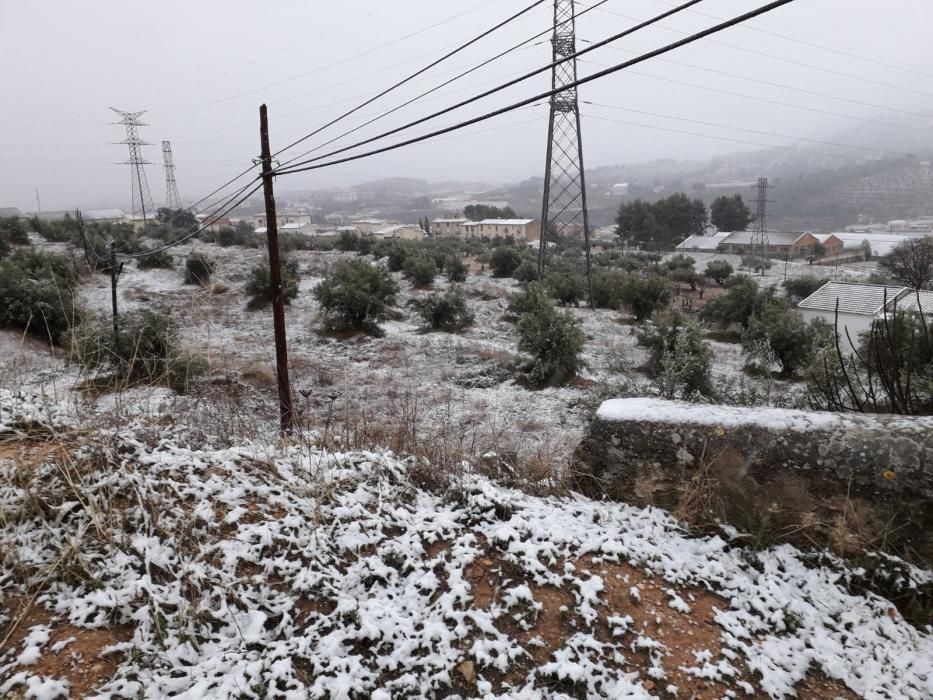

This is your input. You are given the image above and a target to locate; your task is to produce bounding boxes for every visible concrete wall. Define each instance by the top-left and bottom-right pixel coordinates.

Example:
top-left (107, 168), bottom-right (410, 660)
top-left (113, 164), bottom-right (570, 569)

top-left (572, 398), bottom-right (933, 563)
top-left (799, 308), bottom-right (874, 352)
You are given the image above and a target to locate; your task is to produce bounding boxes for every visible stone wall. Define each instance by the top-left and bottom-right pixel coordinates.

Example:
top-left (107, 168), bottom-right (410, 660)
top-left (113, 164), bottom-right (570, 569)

top-left (572, 399), bottom-right (933, 563)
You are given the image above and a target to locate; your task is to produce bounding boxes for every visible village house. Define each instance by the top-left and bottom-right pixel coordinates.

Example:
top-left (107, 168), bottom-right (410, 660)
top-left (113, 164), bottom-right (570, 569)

top-left (431, 218), bottom-right (469, 238)
top-left (798, 281), bottom-right (932, 351)
top-left (373, 224), bottom-right (425, 240)
top-left (475, 218), bottom-right (541, 241)
top-left (352, 218), bottom-right (393, 234)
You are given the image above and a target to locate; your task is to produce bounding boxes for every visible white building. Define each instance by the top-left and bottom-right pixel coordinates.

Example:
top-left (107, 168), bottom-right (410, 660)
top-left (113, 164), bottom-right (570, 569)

top-left (474, 218), bottom-right (541, 241)
top-left (798, 282), bottom-right (928, 351)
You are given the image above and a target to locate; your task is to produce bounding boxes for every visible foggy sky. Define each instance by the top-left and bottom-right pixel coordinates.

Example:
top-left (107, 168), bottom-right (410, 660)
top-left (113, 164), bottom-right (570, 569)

top-left (2, 0), bottom-right (932, 212)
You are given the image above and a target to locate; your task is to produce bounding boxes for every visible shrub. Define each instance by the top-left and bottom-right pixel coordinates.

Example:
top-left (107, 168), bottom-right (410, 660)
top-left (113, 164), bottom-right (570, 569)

top-left (184, 253), bottom-right (215, 286)
top-left (0, 249), bottom-right (80, 344)
top-left (507, 281), bottom-right (551, 318)
top-left (0, 217), bottom-right (30, 245)
top-left (783, 275), bottom-right (828, 302)
top-left (0, 235), bottom-right (9, 260)
top-left (408, 288), bottom-right (474, 332)
top-left (244, 257), bottom-right (300, 307)
top-left (671, 267), bottom-right (702, 291)
top-left (212, 226), bottom-right (257, 248)
top-left (637, 310), bottom-right (712, 398)
top-left (621, 274), bottom-right (671, 321)
top-left (514, 259), bottom-right (539, 284)
top-left (741, 255), bottom-right (772, 273)
top-left (742, 301), bottom-right (813, 376)
top-left (386, 243), bottom-right (410, 272)
top-left (137, 248), bottom-right (174, 270)
top-left (490, 246), bottom-right (523, 278)
top-left (516, 300), bottom-right (585, 387)
top-left (356, 236), bottom-right (375, 257)
top-left (590, 270), bottom-right (629, 310)
top-left (314, 259), bottom-right (399, 336)
top-left (70, 308), bottom-right (204, 392)
top-left (403, 255), bottom-right (437, 287)
top-left (445, 255), bottom-right (468, 283)
top-left (544, 272), bottom-right (587, 307)
top-left (700, 275), bottom-right (771, 329)
top-left (704, 259), bottom-right (733, 285)
top-left (665, 254), bottom-right (695, 271)
top-left (336, 230), bottom-right (360, 251)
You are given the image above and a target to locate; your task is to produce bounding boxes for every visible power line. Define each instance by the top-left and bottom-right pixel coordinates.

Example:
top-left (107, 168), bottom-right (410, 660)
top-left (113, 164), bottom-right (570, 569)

top-left (275, 0), bottom-right (613, 170)
top-left (585, 2), bottom-right (933, 100)
top-left (582, 101), bottom-right (912, 158)
top-left (171, 0), bottom-right (507, 114)
top-left (125, 179), bottom-right (262, 259)
top-left (274, 0), bottom-right (717, 175)
top-left (581, 110), bottom-right (882, 162)
top-left (645, 0), bottom-right (933, 81)
top-left (592, 40), bottom-right (933, 122)
top-left (270, 0), bottom-right (549, 161)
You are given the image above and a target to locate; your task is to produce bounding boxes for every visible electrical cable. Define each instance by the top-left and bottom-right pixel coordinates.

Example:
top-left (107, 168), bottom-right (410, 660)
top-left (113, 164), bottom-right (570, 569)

top-left (581, 101), bottom-right (912, 157)
top-left (270, 0), bottom-right (550, 160)
top-left (273, 0), bottom-right (712, 174)
top-left (273, 0), bottom-right (800, 177)
top-left (585, 3), bottom-right (933, 100)
top-left (274, 0), bottom-right (613, 170)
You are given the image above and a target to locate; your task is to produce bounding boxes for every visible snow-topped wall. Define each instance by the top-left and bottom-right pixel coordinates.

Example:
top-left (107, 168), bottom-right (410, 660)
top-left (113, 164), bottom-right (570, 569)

top-left (573, 399), bottom-right (933, 562)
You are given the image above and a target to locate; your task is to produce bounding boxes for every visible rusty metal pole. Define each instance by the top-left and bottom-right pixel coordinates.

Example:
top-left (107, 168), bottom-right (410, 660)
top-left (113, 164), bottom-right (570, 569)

top-left (259, 104), bottom-right (295, 433)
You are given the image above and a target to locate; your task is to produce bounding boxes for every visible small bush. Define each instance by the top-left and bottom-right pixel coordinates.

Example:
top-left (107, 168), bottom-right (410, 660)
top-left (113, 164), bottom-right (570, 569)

top-left (742, 255), bottom-right (772, 273)
top-left (403, 255), bottom-right (437, 287)
top-left (386, 243), bottom-right (410, 272)
top-left (0, 249), bottom-right (81, 344)
top-left (544, 272), bottom-right (587, 307)
top-left (700, 275), bottom-right (771, 329)
top-left (314, 259), bottom-right (399, 336)
top-left (637, 310), bottom-right (712, 398)
top-left (244, 257), bottom-right (300, 307)
top-left (621, 274), bottom-right (671, 321)
top-left (516, 300), bottom-right (585, 387)
top-left (665, 255), bottom-right (695, 271)
top-left (445, 255), bottom-right (468, 283)
top-left (137, 248), bottom-right (174, 270)
top-left (507, 281), bottom-right (551, 318)
top-left (704, 259), bottom-right (734, 285)
top-left (0, 217), bottom-right (30, 245)
top-left (184, 253), bottom-right (215, 286)
top-left (743, 301), bottom-right (820, 376)
top-left (783, 275), bottom-right (828, 302)
top-left (590, 270), bottom-right (629, 310)
top-left (514, 259), bottom-right (539, 284)
top-left (408, 288), bottom-right (474, 332)
top-left (336, 230), bottom-right (360, 251)
top-left (212, 226), bottom-right (257, 247)
top-left (490, 246), bottom-right (523, 278)
top-left (70, 308), bottom-right (204, 392)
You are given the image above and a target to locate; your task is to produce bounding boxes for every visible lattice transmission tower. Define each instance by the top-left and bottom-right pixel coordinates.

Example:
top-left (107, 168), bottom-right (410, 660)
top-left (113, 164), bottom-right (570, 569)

top-left (537, 0), bottom-right (592, 294)
top-left (752, 177), bottom-right (769, 268)
top-left (110, 107), bottom-right (155, 225)
top-left (161, 140), bottom-right (183, 210)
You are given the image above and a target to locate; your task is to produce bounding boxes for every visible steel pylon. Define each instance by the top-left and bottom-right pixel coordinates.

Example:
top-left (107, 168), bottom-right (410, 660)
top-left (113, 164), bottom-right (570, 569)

top-left (537, 0), bottom-right (592, 298)
top-left (110, 107), bottom-right (155, 225)
top-left (162, 141), bottom-right (183, 210)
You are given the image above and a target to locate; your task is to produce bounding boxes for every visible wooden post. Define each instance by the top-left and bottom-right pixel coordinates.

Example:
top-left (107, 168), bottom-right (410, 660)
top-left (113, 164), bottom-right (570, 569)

top-left (259, 104), bottom-right (295, 433)
top-left (109, 240), bottom-right (119, 342)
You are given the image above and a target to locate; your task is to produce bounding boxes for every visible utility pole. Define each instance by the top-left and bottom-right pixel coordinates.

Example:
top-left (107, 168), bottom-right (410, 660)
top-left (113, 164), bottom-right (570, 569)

top-left (259, 104), bottom-right (295, 433)
top-left (109, 240), bottom-right (120, 343)
top-left (34, 189), bottom-right (41, 213)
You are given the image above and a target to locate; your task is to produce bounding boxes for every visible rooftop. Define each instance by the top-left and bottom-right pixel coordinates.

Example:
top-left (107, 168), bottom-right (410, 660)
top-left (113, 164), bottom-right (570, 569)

top-left (477, 218), bottom-right (535, 226)
top-left (720, 230), bottom-right (806, 246)
top-left (798, 282), bottom-right (907, 316)
top-left (892, 289), bottom-right (933, 315)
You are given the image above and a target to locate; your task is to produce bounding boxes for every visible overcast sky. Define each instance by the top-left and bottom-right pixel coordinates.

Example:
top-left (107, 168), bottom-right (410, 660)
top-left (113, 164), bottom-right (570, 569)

top-left (2, 0), bottom-right (932, 211)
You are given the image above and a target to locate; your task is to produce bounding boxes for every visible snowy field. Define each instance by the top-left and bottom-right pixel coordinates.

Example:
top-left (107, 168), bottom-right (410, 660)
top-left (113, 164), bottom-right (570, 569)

top-left (0, 236), bottom-right (816, 476)
top-left (0, 390), bottom-right (930, 699)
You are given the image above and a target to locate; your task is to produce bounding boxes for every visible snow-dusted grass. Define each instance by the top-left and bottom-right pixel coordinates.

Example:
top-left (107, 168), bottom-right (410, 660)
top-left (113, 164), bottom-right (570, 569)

top-left (0, 392), bottom-right (930, 698)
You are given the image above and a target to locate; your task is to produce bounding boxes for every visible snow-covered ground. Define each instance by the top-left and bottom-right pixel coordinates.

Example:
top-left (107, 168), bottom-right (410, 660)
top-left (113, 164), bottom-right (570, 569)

top-left (12, 237), bottom-right (806, 473)
top-left (0, 391), bottom-right (930, 699)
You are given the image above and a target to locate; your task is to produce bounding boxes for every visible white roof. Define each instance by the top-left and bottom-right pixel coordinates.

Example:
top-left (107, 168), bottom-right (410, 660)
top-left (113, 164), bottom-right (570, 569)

top-left (352, 218), bottom-right (388, 225)
top-left (255, 227), bottom-right (268, 234)
top-left (826, 231), bottom-right (927, 257)
top-left (374, 224), bottom-right (421, 235)
top-left (893, 289), bottom-right (933, 315)
top-left (678, 234), bottom-right (726, 251)
top-left (433, 218), bottom-right (469, 224)
top-left (477, 218), bottom-right (534, 226)
top-left (84, 208), bottom-right (125, 220)
top-left (799, 282), bottom-right (907, 316)
top-left (720, 230), bottom-right (806, 246)
top-left (281, 222), bottom-right (304, 230)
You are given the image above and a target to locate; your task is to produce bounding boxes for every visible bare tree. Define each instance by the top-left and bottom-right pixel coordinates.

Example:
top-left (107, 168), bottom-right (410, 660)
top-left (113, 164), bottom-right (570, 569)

top-left (879, 237), bottom-right (933, 289)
